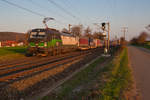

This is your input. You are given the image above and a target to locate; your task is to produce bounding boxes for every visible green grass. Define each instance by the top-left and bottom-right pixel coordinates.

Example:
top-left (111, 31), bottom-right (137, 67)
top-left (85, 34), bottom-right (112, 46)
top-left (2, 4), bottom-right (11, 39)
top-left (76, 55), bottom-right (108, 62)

top-left (0, 46), bottom-right (26, 56)
top-left (0, 46), bottom-right (27, 61)
top-left (42, 57), bottom-right (105, 100)
top-left (99, 48), bottom-right (132, 100)
top-left (41, 47), bottom-right (131, 100)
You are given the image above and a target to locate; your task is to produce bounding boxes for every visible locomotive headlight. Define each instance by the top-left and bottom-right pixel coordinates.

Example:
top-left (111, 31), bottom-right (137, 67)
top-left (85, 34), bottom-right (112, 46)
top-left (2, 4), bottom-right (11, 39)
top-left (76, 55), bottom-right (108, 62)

top-left (44, 42), bottom-right (47, 47)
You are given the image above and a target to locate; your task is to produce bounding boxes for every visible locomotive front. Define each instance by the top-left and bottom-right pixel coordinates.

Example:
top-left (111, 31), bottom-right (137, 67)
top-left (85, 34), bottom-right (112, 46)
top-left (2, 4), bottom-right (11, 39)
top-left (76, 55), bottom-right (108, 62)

top-left (26, 29), bottom-right (48, 56)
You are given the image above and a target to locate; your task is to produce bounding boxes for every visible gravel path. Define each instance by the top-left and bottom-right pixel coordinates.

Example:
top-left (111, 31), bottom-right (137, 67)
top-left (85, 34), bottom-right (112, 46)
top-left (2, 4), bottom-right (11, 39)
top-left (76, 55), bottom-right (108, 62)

top-left (128, 46), bottom-right (150, 100)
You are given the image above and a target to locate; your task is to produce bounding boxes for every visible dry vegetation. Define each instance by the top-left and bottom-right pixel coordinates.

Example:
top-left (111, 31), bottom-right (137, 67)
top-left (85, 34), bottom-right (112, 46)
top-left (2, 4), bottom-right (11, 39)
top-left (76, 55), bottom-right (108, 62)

top-left (0, 47), bottom-right (26, 62)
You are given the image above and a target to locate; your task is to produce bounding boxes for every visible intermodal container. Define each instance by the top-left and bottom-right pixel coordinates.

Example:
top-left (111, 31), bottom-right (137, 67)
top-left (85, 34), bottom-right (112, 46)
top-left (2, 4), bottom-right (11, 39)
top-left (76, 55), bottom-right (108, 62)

top-left (79, 37), bottom-right (89, 47)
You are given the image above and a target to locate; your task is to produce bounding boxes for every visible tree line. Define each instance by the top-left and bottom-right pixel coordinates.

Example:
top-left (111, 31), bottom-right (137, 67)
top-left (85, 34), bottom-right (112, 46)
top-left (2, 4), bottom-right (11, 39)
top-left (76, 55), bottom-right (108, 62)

top-left (130, 24), bottom-right (150, 45)
top-left (61, 24), bottom-right (105, 40)
top-left (130, 32), bottom-right (150, 45)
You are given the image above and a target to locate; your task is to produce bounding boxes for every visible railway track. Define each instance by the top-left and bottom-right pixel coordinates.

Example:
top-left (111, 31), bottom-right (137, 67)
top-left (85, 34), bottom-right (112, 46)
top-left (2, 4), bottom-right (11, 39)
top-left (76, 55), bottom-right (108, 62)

top-left (0, 50), bottom-right (90, 70)
top-left (0, 48), bottom-right (104, 100)
top-left (0, 48), bottom-right (101, 88)
top-left (0, 56), bottom-right (39, 68)
top-left (0, 51), bottom-right (87, 75)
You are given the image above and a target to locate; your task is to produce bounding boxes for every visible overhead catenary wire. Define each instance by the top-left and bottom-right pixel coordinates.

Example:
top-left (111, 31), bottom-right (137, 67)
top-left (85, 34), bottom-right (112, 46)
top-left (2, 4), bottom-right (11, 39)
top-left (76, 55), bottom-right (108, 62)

top-left (1, 0), bottom-right (68, 28)
top-left (28, 0), bottom-right (73, 22)
top-left (47, 0), bottom-right (79, 20)
top-left (57, 0), bottom-right (80, 15)
top-left (1, 0), bottom-right (89, 29)
top-left (1, 0), bottom-right (46, 17)
top-left (56, 0), bottom-right (85, 22)
top-left (58, 0), bottom-right (96, 29)
top-left (65, 0), bottom-right (91, 21)
top-left (46, 0), bottom-right (89, 28)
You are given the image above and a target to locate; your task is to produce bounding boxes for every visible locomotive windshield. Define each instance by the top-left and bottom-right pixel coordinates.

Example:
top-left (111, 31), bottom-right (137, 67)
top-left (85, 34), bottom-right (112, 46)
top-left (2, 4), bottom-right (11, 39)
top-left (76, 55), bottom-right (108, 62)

top-left (30, 31), bottom-right (46, 38)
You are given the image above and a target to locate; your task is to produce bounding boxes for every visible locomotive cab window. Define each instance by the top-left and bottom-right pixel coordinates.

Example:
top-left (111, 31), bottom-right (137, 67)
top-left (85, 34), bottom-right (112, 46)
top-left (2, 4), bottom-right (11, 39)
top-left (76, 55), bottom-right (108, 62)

top-left (30, 32), bottom-right (46, 38)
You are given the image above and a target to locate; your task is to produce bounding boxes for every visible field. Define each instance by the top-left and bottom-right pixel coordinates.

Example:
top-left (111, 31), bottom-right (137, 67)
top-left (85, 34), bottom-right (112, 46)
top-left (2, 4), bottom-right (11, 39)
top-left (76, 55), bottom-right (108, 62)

top-left (0, 46), bottom-right (26, 62)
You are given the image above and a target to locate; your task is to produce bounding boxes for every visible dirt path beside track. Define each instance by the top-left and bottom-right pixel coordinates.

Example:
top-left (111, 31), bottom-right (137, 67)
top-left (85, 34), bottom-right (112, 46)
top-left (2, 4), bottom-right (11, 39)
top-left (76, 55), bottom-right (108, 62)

top-left (128, 46), bottom-right (150, 100)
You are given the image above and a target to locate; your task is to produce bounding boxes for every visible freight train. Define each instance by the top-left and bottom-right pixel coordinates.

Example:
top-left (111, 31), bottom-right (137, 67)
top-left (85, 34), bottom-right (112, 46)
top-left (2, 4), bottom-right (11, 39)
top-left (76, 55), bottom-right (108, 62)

top-left (26, 28), bottom-right (103, 56)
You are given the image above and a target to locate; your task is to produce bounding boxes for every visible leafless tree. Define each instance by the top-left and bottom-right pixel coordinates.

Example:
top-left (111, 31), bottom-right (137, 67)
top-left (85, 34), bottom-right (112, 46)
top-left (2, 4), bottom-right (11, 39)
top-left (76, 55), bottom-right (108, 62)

top-left (146, 24), bottom-right (150, 31)
top-left (84, 26), bottom-right (92, 37)
top-left (71, 24), bottom-right (83, 36)
top-left (130, 37), bottom-right (138, 45)
top-left (93, 31), bottom-right (104, 40)
top-left (137, 32), bottom-right (148, 44)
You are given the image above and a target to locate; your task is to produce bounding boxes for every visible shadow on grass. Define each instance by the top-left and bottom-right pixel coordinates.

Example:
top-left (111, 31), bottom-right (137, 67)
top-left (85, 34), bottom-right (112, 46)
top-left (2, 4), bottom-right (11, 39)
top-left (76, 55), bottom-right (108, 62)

top-left (0, 47), bottom-right (26, 56)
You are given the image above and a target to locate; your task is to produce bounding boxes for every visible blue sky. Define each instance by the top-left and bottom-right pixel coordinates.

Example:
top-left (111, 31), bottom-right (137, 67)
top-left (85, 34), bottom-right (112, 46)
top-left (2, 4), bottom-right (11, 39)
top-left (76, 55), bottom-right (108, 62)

top-left (0, 0), bottom-right (150, 40)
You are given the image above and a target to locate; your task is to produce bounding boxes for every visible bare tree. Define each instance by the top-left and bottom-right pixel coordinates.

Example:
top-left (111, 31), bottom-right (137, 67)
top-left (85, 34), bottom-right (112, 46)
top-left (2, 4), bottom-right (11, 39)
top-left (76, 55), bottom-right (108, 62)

top-left (137, 32), bottom-right (148, 44)
top-left (84, 26), bottom-right (92, 37)
top-left (130, 37), bottom-right (138, 45)
top-left (71, 24), bottom-right (83, 36)
top-left (146, 24), bottom-right (150, 31)
top-left (93, 31), bottom-right (104, 40)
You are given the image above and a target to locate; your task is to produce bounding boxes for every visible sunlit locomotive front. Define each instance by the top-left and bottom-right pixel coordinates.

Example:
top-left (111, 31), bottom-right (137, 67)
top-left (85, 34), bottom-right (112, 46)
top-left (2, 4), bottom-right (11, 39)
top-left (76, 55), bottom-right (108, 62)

top-left (26, 28), bottom-right (62, 56)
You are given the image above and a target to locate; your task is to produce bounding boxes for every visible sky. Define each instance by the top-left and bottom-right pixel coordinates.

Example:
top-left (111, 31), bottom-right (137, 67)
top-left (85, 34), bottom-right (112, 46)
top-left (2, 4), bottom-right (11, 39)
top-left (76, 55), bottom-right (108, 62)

top-left (0, 0), bottom-right (150, 40)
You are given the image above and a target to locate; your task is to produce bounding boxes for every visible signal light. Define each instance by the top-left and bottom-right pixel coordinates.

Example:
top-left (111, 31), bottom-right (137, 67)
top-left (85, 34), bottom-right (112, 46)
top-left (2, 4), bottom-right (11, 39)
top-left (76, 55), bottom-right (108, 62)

top-left (102, 23), bottom-right (105, 26)
top-left (102, 23), bottom-right (106, 30)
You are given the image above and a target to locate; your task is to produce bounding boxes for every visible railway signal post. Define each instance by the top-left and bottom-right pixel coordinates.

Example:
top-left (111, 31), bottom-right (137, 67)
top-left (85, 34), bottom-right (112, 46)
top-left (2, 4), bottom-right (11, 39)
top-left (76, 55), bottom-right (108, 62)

top-left (93, 22), bottom-right (110, 56)
top-left (102, 22), bottom-right (111, 57)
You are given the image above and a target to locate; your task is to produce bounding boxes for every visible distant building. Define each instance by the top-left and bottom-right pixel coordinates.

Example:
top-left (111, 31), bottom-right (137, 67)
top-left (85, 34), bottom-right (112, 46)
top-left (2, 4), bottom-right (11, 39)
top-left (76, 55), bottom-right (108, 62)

top-left (1, 41), bottom-right (17, 47)
top-left (17, 42), bottom-right (24, 46)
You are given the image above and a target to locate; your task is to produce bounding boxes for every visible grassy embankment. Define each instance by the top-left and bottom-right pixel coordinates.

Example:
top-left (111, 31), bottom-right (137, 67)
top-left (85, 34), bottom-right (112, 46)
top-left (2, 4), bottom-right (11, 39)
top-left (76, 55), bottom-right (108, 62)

top-left (41, 56), bottom-right (105, 100)
top-left (0, 46), bottom-right (26, 61)
top-left (99, 48), bottom-right (132, 100)
top-left (42, 48), bottom-right (132, 100)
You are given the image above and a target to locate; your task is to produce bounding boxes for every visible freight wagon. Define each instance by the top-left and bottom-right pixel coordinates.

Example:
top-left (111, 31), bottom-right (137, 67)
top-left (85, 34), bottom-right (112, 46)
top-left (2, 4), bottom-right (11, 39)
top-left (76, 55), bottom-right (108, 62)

top-left (94, 39), bottom-right (103, 47)
top-left (78, 37), bottom-right (103, 50)
top-left (78, 37), bottom-right (89, 50)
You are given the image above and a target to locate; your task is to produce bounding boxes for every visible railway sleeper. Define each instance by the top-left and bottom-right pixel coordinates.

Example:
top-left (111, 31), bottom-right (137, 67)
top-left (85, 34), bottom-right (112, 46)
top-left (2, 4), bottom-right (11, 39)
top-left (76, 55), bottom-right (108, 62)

top-left (55, 73), bottom-right (65, 79)
top-left (51, 76), bottom-right (58, 82)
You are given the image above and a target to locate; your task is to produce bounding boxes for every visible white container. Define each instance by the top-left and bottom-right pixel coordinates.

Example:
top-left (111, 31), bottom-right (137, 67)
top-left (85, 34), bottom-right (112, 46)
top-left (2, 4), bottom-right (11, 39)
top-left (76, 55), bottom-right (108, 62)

top-left (61, 33), bottom-right (78, 46)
